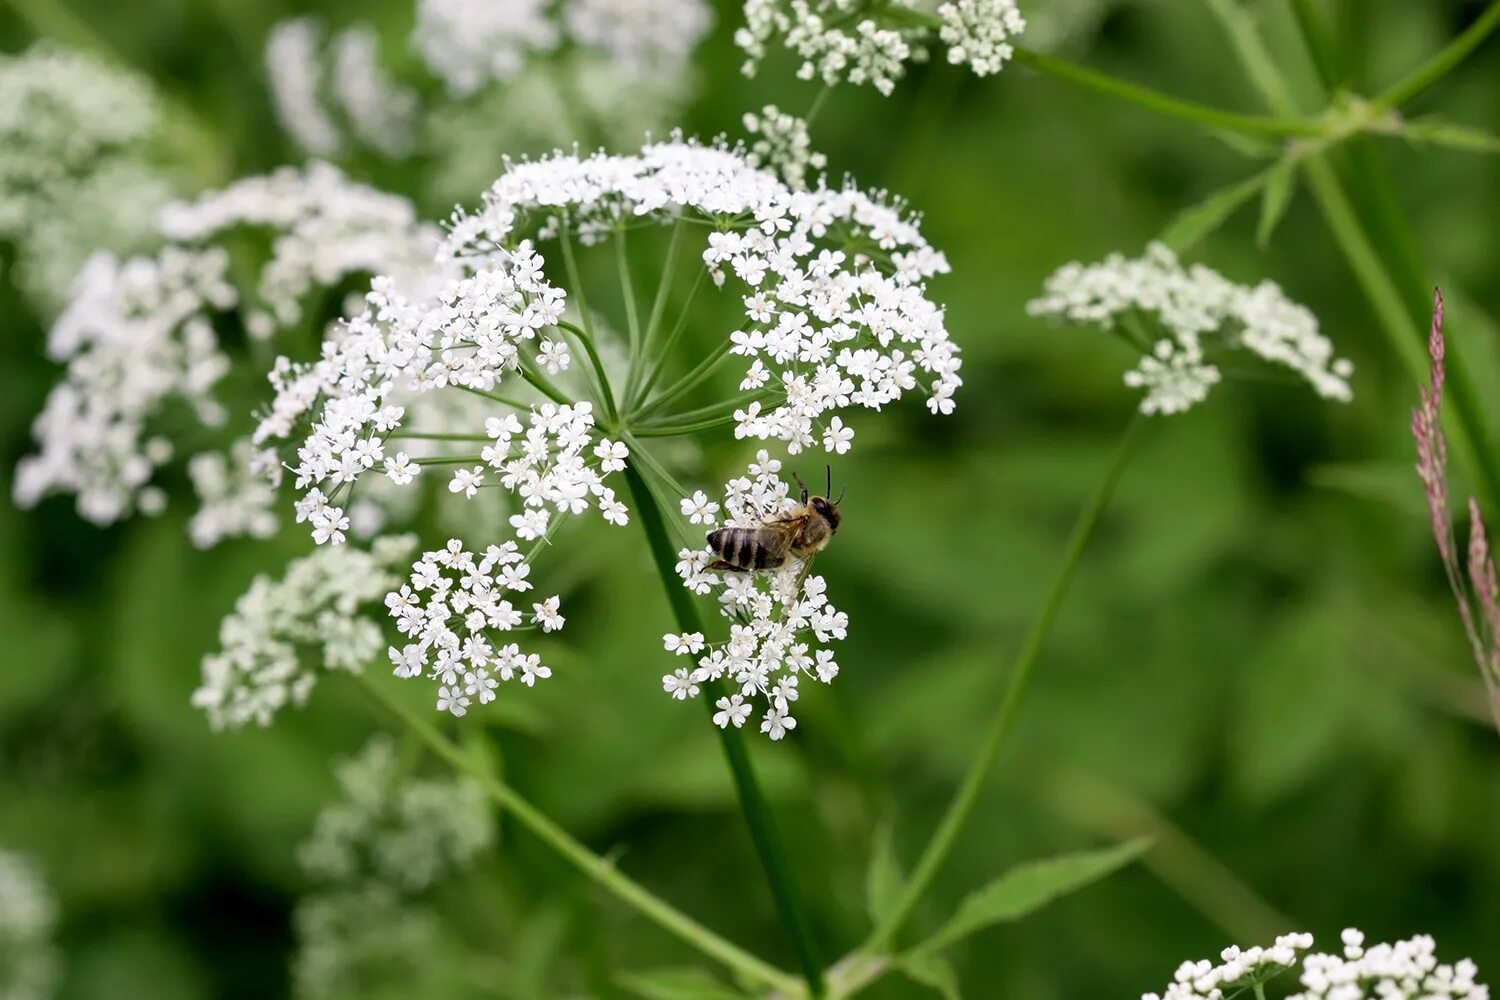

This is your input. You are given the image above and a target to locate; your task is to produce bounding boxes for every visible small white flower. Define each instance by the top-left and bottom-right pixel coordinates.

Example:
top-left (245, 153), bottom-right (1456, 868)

top-left (680, 490), bottom-right (721, 525)
top-left (663, 668), bottom-right (699, 700)
top-left (713, 694), bottom-right (751, 728)
top-left (760, 706), bottom-right (796, 740)
top-left (384, 452), bottom-right (418, 485)
top-left (450, 466), bottom-right (484, 498)
top-left (532, 596), bottom-right (565, 632)
top-left (536, 338), bottom-right (571, 374)
top-left (822, 416), bottom-right (853, 454)
top-left (663, 632), bottom-right (706, 655)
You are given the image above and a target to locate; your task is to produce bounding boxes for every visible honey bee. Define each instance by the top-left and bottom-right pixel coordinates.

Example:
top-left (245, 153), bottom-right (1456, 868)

top-left (707, 468), bottom-right (844, 573)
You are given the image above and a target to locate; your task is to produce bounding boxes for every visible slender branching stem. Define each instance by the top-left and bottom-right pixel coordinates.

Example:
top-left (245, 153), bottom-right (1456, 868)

top-left (1374, 0), bottom-right (1500, 109)
top-left (636, 340), bottom-right (738, 422)
top-left (861, 413), bottom-right (1146, 955)
top-left (557, 223), bottom-right (619, 424)
top-left (354, 673), bottom-right (800, 996)
top-left (631, 266), bottom-right (711, 412)
top-left (622, 463), bottom-right (827, 998)
top-left (555, 319), bottom-right (619, 418)
top-left (616, 228), bottom-right (645, 393)
top-left (629, 218), bottom-right (688, 404)
top-left (456, 385), bottom-right (533, 411)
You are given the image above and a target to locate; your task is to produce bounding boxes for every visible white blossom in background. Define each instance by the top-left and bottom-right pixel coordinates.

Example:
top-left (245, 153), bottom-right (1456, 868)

top-left (668, 452), bottom-right (848, 739)
top-left (15, 162), bottom-right (436, 536)
top-left (444, 136), bottom-right (961, 455)
top-left (1028, 242), bottom-right (1353, 415)
top-left (0, 848), bottom-right (60, 1000)
top-left (292, 738), bottom-right (492, 1000)
top-left (413, 0), bottom-right (560, 96)
top-left (386, 539), bottom-right (566, 717)
top-left (266, 18), bottom-right (343, 157)
top-left (299, 736), bottom-right (493, 892)
top-left (1142, 930), bottom-right (1489, 1000)
top-left (188, 440), bottom-right (281, 548)
top-left (0, 43), bottom-right (172, 313)
top-left (192, 535), bottom-right (418, 729)
top-left (737, 0), bottom-right (1025, 94)
top-left (266, 19), bottom-right (418, 159)
top-left (743, 105), bottom-right (826, 190)
top-left (563, 0), bottom-right (714, 75)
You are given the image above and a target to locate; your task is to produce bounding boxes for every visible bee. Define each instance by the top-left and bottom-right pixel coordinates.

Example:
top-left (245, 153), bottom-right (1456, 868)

top-left (707, 467), bottom-right (844, 573)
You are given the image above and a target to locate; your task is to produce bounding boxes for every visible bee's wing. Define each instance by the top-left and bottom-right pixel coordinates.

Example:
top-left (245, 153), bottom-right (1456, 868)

top-left (751, 520), bottom-right (800, 562)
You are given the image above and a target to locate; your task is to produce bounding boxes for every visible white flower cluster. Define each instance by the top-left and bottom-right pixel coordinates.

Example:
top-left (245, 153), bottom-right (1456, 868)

top-left (299, 736), bottom-right (494, 893)
top-left (737, 0), bottom-right (1027, 94)
top-left (16, 162), bottom-right (435, 532)
top-left (743, 104), bottom-right (827, 190)
top-left (1143, 930), bottom-right (1489, 1000)
top-left (187, 439), bottom-right (281, 549)
top-left (292, 737), bottom-right (492, 1000)
top-left (415, 0), bottom-right (710, 96)
top-left (667, 452), bottom-right (848, 740)
top-left (0, 849), bottom-right (59, 1000)
top-left (1145, 932), bottom-right (1313, 1000)
top-left (266, 18), bottom-right (418, 158)
top-left (262, 241), bottom-right (631, 547)
top-left (1293, 929), bottom-right (1487, 1000)
top-left (0, 43), bottom-right (171, 311)
top-left (193, 536), bottom-right (418, 729)
top-left (938, 0), bottom-right (1026, 76)
top-left (563, 0), bottom-right (714, 75)
top-left (1028, 242), bottom-right (1354, 415)
top-left (414, 0), bottom-right (560, 96)
top-left (386, 540), bottom-right (565, 717)
top-left (445, 137), bottom-right (961, 454)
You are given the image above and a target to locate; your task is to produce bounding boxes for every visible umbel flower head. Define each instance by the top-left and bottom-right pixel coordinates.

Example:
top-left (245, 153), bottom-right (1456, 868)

top-left (292, 737), bottom-right (493, 999)
top-left (1412, 288), bottom-right (1500, 733)
top-left (1028, 242), bottom-right (1353, 415)
top-left (737, 0), bottom-right (1026, 95)
top-left (14, 161), bottom-right (437, 542)
top-left (245, 130), bottom-right (960, 733)
top-left (1142, 928), bottom-right (1488, 1000)
top-left (0, 847), bottom-right (60, 1000)
top-left (0, 43), bottom-right (173, 313)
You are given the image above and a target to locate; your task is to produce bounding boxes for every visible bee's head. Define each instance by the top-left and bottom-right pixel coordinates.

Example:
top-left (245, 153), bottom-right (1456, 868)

top-left (810, 494), bottom-right (841, 532)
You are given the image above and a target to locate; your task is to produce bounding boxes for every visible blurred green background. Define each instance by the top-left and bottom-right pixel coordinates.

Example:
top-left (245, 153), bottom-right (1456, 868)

top-left (2, 0), bottom-right (1499, 996)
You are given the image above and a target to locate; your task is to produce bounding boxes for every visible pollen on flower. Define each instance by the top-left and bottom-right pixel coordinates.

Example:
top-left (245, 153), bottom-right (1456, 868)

top-left (1028, 242), bottom-right (1353, 415)
top-left (666, 451), bottom-right (849, 739)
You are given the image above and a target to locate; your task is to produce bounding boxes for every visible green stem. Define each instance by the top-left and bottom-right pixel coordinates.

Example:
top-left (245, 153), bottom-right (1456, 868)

top-left (1288, 0), bottom-right (1345, 90)
top-left (628, 218), bottom-right (688, 404)
top-left (1009, 46), bottom-right (1325, 137)
top-left (1374, 0), bottom-right (1500, 109)
top-left (631, 266), bottom-right (711, 412)
top-left (633, 412), bottom-right (747, 438)
top-left (390, 432), bottom-right (493, 443)
top-left (636, 340), bottom-right (738, 421)
top-left (557, 223), bottom-right (619, 424)
top-left (457, 385), bottom-right (533, 411)
top-left (354, 673), bottom-right (799, 995)
top-left (616, 229), bottom-right (645, 390)
top-left (862, 413), bottom-right (1145, 955)
top-left (622, 463), bottom-right (826, 998)
top-left (1206, 0), bottom-right (1500, 511)
top-left (518, 362), bottom-right (575, 408)
top-left (556, 319), bottom-right (619, 419)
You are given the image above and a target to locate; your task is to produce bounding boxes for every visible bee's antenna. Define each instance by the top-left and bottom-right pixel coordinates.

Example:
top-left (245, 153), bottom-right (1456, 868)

top-left (836, 486), bottom-right (847, 505)
top-left (792, 471), bottom-right (808, 503)
top-left (825, 465), bottom-right (832, 498)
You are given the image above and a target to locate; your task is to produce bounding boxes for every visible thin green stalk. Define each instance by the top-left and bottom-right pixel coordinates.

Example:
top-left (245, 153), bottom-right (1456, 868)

top-left (389, 432), bottom-right (493, 443)
top-left (862, 413), bottom-right (1145, 955)
top-left (557, 223), bottom-right (619, 423)
top-left (631, 266), bottom-right (711, 412)
top-left (354, 673), bottom-right (799, 996)
top-left (518, 362), bottom-right (575, 408)
top-left (556, 319), bottom-right (619, 419)
top-left (628, 218), bottom-right (688, 404)
top-left (1010, 46), bottom-right (1325, 137)
top-left (622, 464), bottom-right (826, 998)
top-left (620, 433), bottom-right (692, 505)
top-left (1288, 0), bottom-right (1344, 90)
top-left (1374, 0), bottom-right (1500, 109)
top-left (616, 229), bottom-right (645, 390)
top-left (637, 340), bottom-right (738, 421)
top-left (1206, 0), bottom-right (1500, 510)
top-left (633, 412), bottom-right (745, 438)
top-left (457, 385), bottom-right (533, 411)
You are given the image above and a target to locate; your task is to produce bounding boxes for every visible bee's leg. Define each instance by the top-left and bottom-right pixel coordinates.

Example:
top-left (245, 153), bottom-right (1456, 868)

top-left (707, 560), bottom-right (753, 572)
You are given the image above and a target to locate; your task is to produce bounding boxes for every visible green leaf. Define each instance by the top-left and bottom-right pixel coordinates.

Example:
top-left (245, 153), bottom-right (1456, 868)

top-left (616, 968), bottom-right (748, 1000)
top-left (865, 822), bottom-right (905, 927)
top-left (1158, 169), bottom-right (1272, 253)
top-left (899, 952), bottom-right (964, 1000)
top-left (1257, 157), bottom-right (1299, 247)
top-left (1307, 461), bottom-right (1426, 515)
top-left (1402, 117), bottom-right (1500, 153)
top-left (910, 838), bottom-right (1150, 955)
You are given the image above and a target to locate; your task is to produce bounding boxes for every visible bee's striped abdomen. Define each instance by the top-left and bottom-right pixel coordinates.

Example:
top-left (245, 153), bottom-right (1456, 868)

top-left (707, 526), bottom-right (786, 571)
